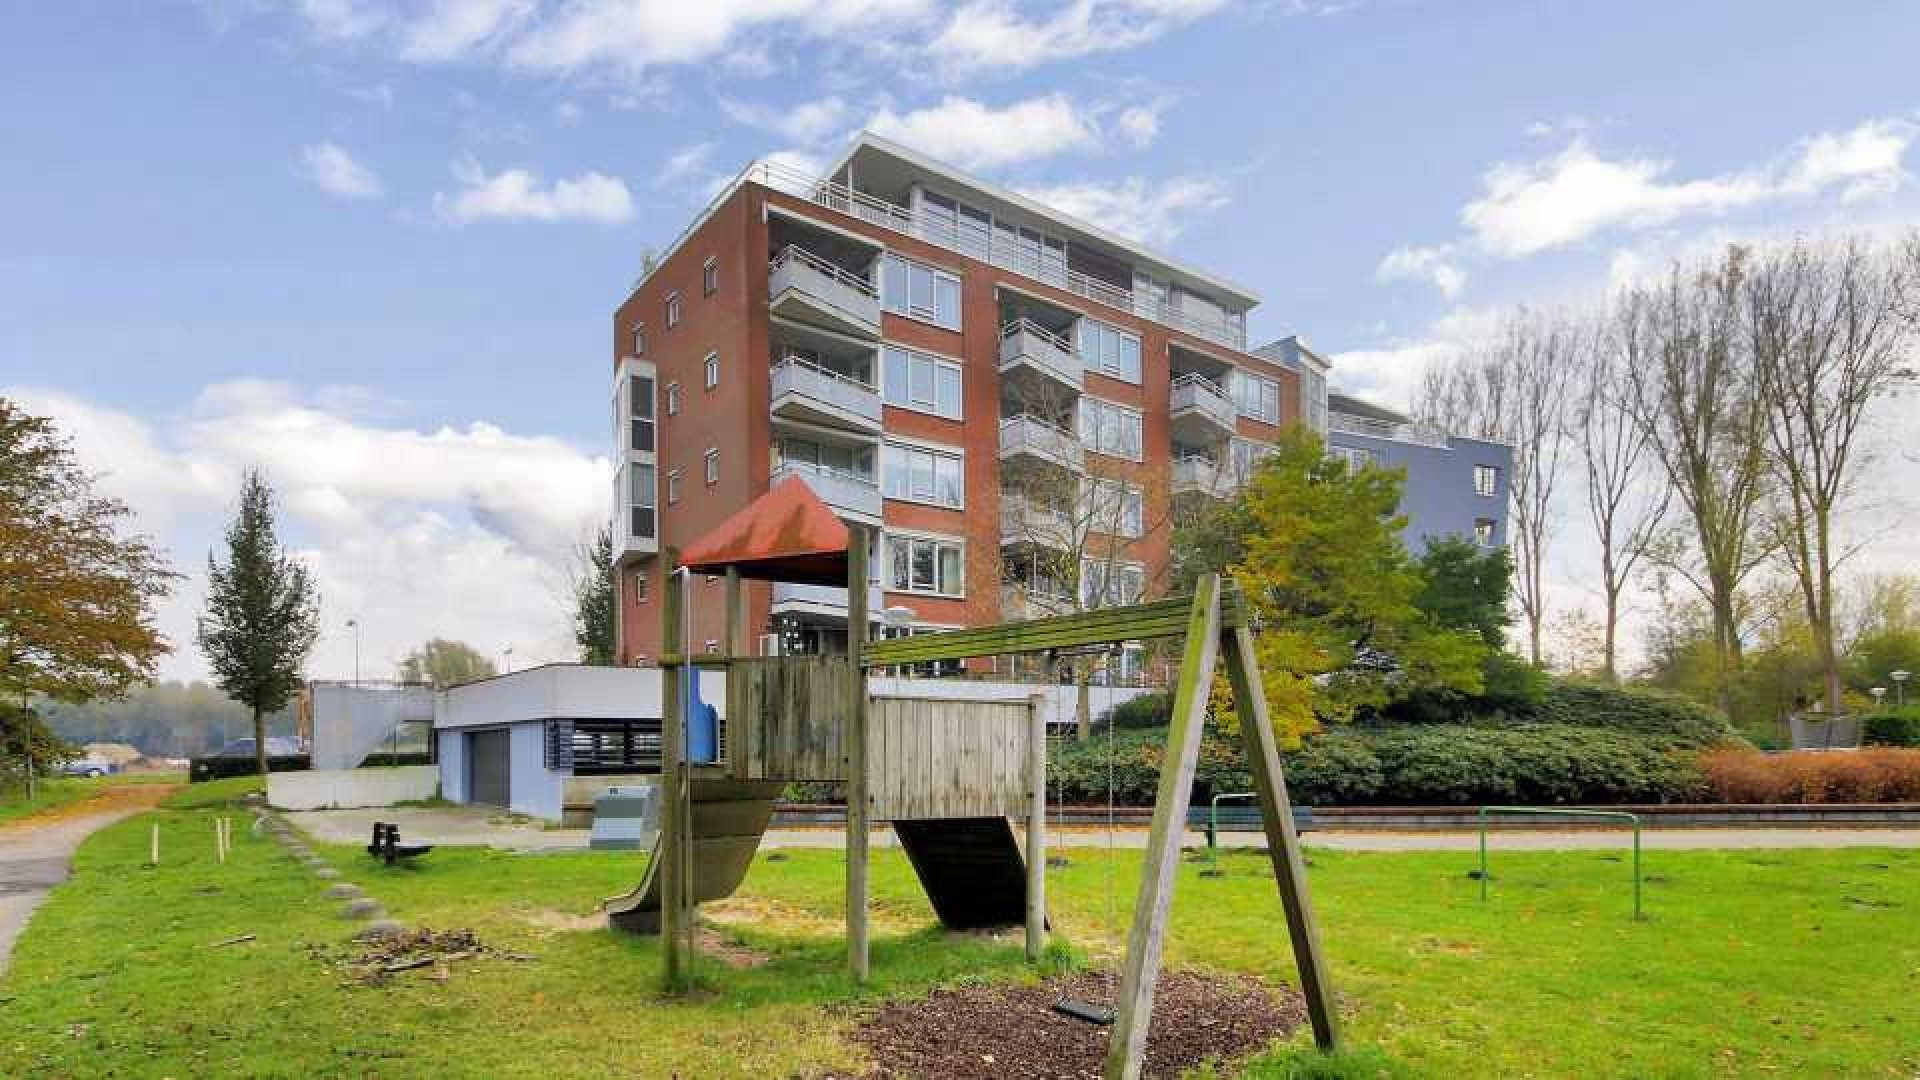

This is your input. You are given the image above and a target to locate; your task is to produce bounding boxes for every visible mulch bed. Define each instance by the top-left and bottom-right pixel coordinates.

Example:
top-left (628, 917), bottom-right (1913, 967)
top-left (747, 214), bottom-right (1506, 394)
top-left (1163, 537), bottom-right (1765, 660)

top-left (841, 969), bottom-right (1307, 1079)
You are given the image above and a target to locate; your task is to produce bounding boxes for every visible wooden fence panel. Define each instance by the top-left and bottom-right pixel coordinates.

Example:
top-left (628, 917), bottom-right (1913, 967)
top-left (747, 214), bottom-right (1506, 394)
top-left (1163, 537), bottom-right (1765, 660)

top-left (729, 656), bottom-right (852, 783)
top-left (867, 697), bottom-right (1032, 821)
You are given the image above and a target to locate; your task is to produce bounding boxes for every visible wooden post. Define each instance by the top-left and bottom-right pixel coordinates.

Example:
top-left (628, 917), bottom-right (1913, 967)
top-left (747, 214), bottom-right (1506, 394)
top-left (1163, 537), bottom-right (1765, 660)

top-left (659, 551), bottom-right (689, 990)
top-left (845, 525), bottom-right (871, 983)
top-left (1026, 692), bottom-right (1048, 962)
top-left (150, 822), bottom-right (160, 867)
top-left (723, 566), bottom-right (743, 658)
top-left (1223, 623), bottom-right (1340, 1050)
top-left (1105, 576), bottom-right (1221, 1080)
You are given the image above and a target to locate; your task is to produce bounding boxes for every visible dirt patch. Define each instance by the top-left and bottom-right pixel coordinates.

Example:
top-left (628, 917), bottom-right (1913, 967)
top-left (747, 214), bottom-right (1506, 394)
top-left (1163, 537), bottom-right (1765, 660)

top-left (840, 969), bottom-right (1306, 1079)
top-left (519, 908), bottom-right (605, 933)
top-left (694, 926), bottom-right (772, 968)
top-left (0, 784), bottom-right (177, 831)
top-left (312, 927), bottom-right (523, 986)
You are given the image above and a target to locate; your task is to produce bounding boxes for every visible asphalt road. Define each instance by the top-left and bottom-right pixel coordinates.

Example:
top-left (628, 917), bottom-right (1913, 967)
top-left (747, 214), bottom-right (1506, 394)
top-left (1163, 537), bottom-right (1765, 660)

top-left (0, 786), bottom-right (174, 975)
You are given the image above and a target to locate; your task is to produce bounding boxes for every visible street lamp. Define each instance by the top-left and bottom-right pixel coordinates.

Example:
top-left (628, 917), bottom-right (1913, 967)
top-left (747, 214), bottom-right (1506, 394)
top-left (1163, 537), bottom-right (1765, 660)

top-left (345, 617), bottom-right (361, 686)
top-left (1893, 670), bottom-right (1911, 707)
top-left (502, 645), bottom-right (515, 674)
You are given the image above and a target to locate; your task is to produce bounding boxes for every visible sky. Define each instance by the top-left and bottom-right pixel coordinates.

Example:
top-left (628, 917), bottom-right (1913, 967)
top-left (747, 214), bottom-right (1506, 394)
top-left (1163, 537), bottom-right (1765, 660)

top-left (3, 1), bottom-right (1917, 683)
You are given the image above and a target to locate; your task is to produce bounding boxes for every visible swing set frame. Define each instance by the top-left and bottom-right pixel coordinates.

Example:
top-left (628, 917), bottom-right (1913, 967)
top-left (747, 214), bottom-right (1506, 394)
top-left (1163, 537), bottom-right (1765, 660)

top-left (863, 573), bottom-right (1340, 1080)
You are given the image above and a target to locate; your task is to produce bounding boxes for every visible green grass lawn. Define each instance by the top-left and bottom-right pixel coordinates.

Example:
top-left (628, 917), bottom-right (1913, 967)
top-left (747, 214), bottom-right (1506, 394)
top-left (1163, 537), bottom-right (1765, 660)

top-left (0, 772), bottom-right (187, 824)
top-left (2, 798), bottom-right (1916, 1078)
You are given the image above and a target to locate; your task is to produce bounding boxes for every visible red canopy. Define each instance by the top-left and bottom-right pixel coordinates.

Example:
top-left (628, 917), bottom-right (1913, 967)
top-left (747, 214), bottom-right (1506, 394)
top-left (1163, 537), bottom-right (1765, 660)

top-left (678, 474), bottom-right (851, 584)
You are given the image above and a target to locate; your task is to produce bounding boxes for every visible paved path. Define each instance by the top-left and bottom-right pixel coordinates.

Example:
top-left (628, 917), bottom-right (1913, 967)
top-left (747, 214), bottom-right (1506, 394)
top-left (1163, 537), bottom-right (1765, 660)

top-left (0, 786), bottom-right (176, 975)
top-left (284, 805), bottom-right (1920, 855)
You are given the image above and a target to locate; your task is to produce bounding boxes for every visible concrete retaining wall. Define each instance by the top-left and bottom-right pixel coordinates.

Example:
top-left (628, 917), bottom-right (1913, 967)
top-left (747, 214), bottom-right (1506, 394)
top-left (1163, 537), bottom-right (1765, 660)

top-left (268, 766), bottom-right (439, 811)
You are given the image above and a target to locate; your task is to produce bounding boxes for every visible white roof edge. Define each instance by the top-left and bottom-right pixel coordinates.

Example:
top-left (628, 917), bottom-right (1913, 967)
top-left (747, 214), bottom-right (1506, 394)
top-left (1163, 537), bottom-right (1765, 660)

top-left (822, 132), bottom-right (1262, 308)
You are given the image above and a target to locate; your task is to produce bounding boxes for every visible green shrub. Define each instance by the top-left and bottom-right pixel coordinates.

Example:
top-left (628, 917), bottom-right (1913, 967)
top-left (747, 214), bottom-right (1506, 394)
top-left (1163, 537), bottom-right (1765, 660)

top-left (1102, 690), bottom-right (1173, 730)
top-left (1862, 706), bottom-right (1920, 748)
top-left (1527, 680), bottom-right (1730, 744)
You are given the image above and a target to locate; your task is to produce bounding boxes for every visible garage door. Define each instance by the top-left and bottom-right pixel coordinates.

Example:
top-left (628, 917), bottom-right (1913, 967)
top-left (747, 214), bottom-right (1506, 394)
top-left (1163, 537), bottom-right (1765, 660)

top-left (468, 729), bottom-right (511, 808)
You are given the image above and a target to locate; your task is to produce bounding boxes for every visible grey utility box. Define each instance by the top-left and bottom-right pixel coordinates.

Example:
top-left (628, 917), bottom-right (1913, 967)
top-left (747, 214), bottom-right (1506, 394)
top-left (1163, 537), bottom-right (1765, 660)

top-left (589, 785), bottom-right (660, 851)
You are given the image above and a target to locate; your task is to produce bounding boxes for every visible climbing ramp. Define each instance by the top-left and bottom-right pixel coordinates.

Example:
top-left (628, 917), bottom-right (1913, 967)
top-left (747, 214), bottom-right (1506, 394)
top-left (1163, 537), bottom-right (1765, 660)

top-left (892, 816), bottom-right (1032, 929)
top-left (603, 777), bottom-right (785, 934)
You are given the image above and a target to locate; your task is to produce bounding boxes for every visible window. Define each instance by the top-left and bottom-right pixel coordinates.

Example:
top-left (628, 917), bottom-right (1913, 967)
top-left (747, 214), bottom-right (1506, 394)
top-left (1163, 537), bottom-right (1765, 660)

top-left (632, 323), bottom-right (647, 357)
top-left (665, 381), bottom-right (681, 415)
top-left (1077, 398), bottom-right (1144, 460)
top-left (777, 436), bottom-right (875, 482)
top-left (628, 464), bottom-right (655, 540)
top-left (1231, 438), bottom-right (1274, 479)
top-left (1301, 366), bottom-right (1327, 432)
top-left (667, 468), bottom-right (682, 504)
top-left (1474, 464), bottom-right (1500, 497)
top-left (880, 254), bottom-right (961, 331)
top-left (634, 573), bottom-right (649, 603)
top-left (1329, 445), bottom-right (1371, 471)
top-left (881, 345), bottom-right (962, 420)
top-left (665, 291), bottom-right (681, 328)
top-left (1231, 371), bottom-right (1281, 423)
top-left (1081, 559), bottom-right (1146, 609)
top-left (702, 256), bottom-right (718, 297)
top-left (1076, 320), bottom-right (1142, 383)
top-left (628, 374), bottom-right (654, 453)
top-left (881, 441), bottom-right (964, 509)
top-left (704, 449), bottom-right (719, 485)
top-left (886, 534), bottom-right (964, 596)
top-left (703, 352), bottom-right (719, 390)
top-left (1474, 518), bottom-right (1497, 547)
top-left (1084, 478), bottom-right (1144, 538)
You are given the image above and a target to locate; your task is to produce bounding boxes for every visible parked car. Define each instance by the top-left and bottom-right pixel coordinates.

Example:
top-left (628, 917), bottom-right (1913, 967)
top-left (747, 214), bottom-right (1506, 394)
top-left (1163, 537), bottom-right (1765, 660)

top-left (211, 737), bottom-right (306, 758)
top-left (61, 758), bottom-right (119, 778)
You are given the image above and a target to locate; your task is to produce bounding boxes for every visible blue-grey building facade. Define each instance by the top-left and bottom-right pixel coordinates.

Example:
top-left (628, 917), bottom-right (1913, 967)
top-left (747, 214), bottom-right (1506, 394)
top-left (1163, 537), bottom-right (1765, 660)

top-left (1323, 390), bottom-right (1512, 551)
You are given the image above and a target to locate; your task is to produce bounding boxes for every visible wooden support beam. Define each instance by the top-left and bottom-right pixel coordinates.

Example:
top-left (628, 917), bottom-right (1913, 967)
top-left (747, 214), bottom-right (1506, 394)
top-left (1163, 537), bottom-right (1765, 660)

top-left (844, 526), bottom-right (871, 983)
top-left (1026, 692), bottom-right (1047, 963)
top-left (862, 590), bottom-right (1247, 667)
top-left (1105, 577), bottom-right (1222, 1080)
top-left (659, 550), bottom-right (689, 990)
top-left (1222, 623), bottom-right (1340, 1050)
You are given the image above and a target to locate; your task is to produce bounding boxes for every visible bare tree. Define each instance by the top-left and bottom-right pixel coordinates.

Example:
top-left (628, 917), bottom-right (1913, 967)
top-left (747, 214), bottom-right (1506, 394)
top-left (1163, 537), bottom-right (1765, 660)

top-left (1745, 237), bottom-right (1917, 712)
top-left (1577, 297), bottom-right (1671, 681)
top-left (1624, 249), bottom-right (1772, 717)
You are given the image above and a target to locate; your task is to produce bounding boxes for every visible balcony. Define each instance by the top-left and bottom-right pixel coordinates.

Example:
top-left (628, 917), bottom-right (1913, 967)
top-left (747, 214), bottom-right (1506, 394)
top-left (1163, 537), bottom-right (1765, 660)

top-left (1000, 494), bottom-right (1075, 551)
top-left (998, 413), bottom-right (1084, 474)
top-left (768, 245), bottom-right (882, 338)
top-left (770, 460), bottom-right (882, 524)
top-left (1170, 373), bottom-right (1237, 443)
top-left (1327, 410), bottom-right (1452, 449)
top-left (771, 581), bottom-right (885, 618)
top-left (998, 319), bottom-right (1081, 400)
top-left (999, 583), bottom-right (1075, 622)
top-left (769, 355), bottom-right (882, 435)
top-left (1170, 456), bottom-right (1226, 500)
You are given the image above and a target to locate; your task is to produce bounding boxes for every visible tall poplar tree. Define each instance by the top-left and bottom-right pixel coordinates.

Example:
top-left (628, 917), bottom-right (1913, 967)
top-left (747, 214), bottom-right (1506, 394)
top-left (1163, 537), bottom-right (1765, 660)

top-left (197, 469), bottom-right (320, 778)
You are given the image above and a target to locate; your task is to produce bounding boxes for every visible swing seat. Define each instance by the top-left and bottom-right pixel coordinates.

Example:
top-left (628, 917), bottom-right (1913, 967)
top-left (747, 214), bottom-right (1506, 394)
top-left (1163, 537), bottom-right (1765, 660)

top-left (1051, 998), bottom-right (1115, 1025)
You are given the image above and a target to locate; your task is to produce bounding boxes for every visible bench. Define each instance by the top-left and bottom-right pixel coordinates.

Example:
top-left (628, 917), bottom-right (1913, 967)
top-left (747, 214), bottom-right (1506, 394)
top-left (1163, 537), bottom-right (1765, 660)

top-left (1192, 804), bottom-right (1317, 848)
top-left (366, 822), bottom-right (433, 866)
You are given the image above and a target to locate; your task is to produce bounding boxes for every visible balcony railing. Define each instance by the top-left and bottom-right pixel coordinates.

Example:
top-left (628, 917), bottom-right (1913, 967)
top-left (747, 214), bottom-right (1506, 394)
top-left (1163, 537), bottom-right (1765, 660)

top-left (770, 459), bottom-right (881, 522)
top-left (770, 354), bottom-right (881, 433)
top-left (716, 160), bottom-right (1247, 350)
top-left (998, 318), bottom-right (1081, 393)
top-left (998, 414), bottom-right (1084, 474)
top-left (771, 581), bottom-right (885, 616)
top-left (999, 584), bottom-right (1075, 621)
top-left (1170, 455), bottom-right (1224, 498)
top-left (1170, 373), bottom-right (1237, 435)
top-left (1327, 410), bottom-right (1452, 449)
top-left (1000, 493), bottom-right (1076, 550)
top-left (768, 244), bottom-right (882, 337)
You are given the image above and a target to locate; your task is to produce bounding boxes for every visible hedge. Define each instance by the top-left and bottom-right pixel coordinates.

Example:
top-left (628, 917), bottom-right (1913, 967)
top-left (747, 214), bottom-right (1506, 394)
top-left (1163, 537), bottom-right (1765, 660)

top-left (1524, 681), bottom-right (1729, 744)
top-left (1698, 745), bottom-right (1920, 803)
top-left (1048, 723), bottom-right (1707, 807)
top-left (1862, 706), bottom-right (1920, 748)
top-left (189, 754), bottom-right (311, 782)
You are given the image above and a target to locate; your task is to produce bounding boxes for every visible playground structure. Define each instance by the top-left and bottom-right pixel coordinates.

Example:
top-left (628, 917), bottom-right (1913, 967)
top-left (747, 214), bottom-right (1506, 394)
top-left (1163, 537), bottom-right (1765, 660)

top-left (602, 477), bottom-right (1338, 1080)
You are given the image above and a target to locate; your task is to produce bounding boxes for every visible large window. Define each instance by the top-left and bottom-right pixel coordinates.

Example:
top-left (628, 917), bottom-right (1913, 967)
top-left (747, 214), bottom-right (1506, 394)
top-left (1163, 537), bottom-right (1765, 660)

top-left (1231, 438), bottom-right (1275, 479)
top-left (628, 374), bottom-right (654, 453)
top-left (886, 534), bottom-right (964, 597)
top-left (628, 464), bottom-right (656, 540)
top-left (881, 441), bottom-right (964, 509)
top-left (1328, 445), bottom-right (1371, 472)
top-left (1077, 319), bottom-right (1142, 383)
top-left (882, 345), bottom-right (963, 420)
top-left (1083, 478), bottom-right (1144, 538)
top-left (1232, 370), bottom-right (1281, 423)
top-left (1081, 559), bottom-right (1145, 609)
top-left (1474, 464), bottom-right (1500, 497)
top-left (880, 254), bottom-right (961, 331)
top-left (1078, 398), bottom-right (1144, 460)
top-left (776, 436), bottom-right (874, 481)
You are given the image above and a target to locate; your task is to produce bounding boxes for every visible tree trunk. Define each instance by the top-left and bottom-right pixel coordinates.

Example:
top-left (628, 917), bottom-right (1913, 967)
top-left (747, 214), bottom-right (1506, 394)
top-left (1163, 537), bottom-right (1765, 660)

top-left (1601, 586), bottom-right (1620, 684)
top-left (1076, 665), bottom-right (1091, 741)
top-left (252, 704), bottom-right (267, 779)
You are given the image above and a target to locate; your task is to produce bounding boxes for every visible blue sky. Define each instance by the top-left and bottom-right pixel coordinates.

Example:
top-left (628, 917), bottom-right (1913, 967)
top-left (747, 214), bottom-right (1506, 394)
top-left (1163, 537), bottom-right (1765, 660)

top-left (3, 1), bottom-right (1917, 680)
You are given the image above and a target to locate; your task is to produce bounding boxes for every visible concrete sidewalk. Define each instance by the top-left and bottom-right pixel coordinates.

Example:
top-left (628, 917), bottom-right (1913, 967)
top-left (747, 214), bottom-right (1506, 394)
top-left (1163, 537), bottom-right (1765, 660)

top-left (0, 786), bottom-right (176, 974)
top-left (282, 805), bottom-right (1920, 854)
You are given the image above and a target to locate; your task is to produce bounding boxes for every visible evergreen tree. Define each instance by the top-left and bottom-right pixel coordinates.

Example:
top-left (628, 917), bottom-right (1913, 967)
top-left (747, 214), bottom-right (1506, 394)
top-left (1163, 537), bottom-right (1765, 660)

top-left (196, 470), bottom-right (320, 778)
top-left (1413, 536), bottom-right (1514, 648)
top-left (572, 523), bottom-right (617, 665)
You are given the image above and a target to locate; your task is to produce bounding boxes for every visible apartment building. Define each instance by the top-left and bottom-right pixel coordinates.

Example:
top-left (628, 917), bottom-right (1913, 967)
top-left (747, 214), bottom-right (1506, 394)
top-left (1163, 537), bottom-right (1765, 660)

top-left (1322, 390), bottom-right (1513, 551)
top-left (610, 133), bottom-right (1305, 666)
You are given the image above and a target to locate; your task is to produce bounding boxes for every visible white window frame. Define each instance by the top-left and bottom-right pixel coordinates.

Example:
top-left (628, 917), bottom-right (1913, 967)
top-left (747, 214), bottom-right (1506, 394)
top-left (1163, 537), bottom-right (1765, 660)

top-left (880, 439), bottom-right (965, 510)
top-left (883, 531), bottom-right (966, 598)
top-left (1076, 319), bottom-right (1142, 385)
top-left (1077, 397), bottom-right (1145, 462)
top-left (703, 449), bottom-right (719, 486)
top-left (702, 256), bottom-right (718, 297)
top-left (1474, 464), bottom-right (1499, 498)
top-left (703, 351), bottom-right (719, 390)
top-left (665, 291), bottom-right (681, 329)
top-left (880, 253), bottom-right (961, 331)
top-left (632, 323), bottom-right (647, 357)
top-left (1474, 518), bottom-right (1497, 547)
top-left (1330, 445), bottom-right (1371, 471)
top-left (666, 468), bottom-right (682, 504)
top-left (1080, 557), bottom-right (1147, 609)
top-left (665, 381), bottom-right (681, 415)
top-left (881, 344), bottom-right (963, 421)
top-left (1084, 477), bottom-right (1145, 539)
top-left (1232, 370), bottom-right (1281, 424)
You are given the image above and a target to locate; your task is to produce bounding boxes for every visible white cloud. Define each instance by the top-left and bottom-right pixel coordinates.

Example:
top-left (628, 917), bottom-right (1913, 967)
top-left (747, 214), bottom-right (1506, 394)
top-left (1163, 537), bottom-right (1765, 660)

top-left (658, 142), bottom-right (716, 187)
top-left (1115, 102), bottom-right (1164, 149)
top-left (504, 0), bottom-right (931, 76)
top-left (296, 141), bottom-right (382, 199)
top-left (434, 159), bottom-right (634, 224)
top-left (926, 0), bottom-right (1227, 76)
top-left (554, 100), bottom-right (583, 125)
top-left (294, 0), bottom-right (386, 40)
top-left (1461, 118), bottom-right (1915, 258)
top-left (398, 0), bottom-right (535, 62)
top-left (722, 95), bottom-right (852, 144)
top-left (869, 94), bottom-right (1097, 170)
top-left (1376, 244), bottom-right (1466, 298)
top-left (1327, 307), bottom-right (1499, 409)
top-left (9, 381), bottom-right (609, 683)
top-left (1017, 174), bottom-right (1229, 244)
